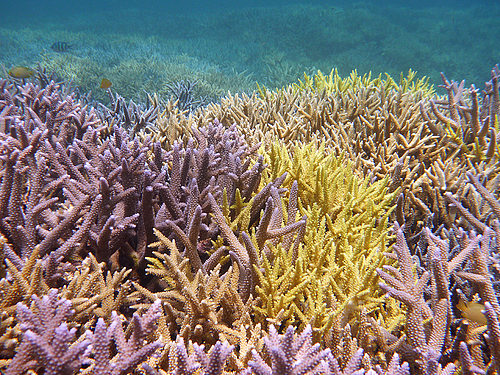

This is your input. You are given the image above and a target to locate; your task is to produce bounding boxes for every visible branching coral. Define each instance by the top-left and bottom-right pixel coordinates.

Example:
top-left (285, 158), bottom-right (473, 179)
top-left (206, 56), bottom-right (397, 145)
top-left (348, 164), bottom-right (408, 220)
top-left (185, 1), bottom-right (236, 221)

top-left (170, 337), bottom-right (234, 375)
top-left (132, 229), bottom-right (250, 345)
top-left (3, 64), bottom-right (500, 375)
top-left (60, 253), bottom-right (133, 323)
top-left (98, 88), bottom-right (159, 135)
top-left (84, 300), bottom-right (163, 375)
top-left (132, 171), bottom-right (306, 345)
top-left (244, 324), bottom-right (332, 375)
top-left (252, 141), bottom-right (400, 335)
top-left (6, 289), bottom-right (91, 375)
top-left (377, 221), bottom-right (500, 374)
top-left (288, 68), bottom-right (435, 98)
top-left (141, 68), bottom-right (500, 243)
top-left (6, 290), bottom-right (164, 375)
top-left (428, 68), bottom-right (500, 164)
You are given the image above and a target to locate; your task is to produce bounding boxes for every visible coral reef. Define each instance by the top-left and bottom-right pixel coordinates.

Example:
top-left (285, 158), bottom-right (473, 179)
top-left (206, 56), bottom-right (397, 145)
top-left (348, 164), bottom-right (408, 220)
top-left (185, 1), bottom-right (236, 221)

top-left (1, 63), bottom-right (500, 375)
top-left (143, 67), bottom-right (500, 241)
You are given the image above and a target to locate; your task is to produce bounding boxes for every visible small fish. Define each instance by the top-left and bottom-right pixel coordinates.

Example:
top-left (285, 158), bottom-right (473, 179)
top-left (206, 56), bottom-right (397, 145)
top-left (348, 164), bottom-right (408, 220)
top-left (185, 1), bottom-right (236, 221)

top-left (51, 41), bottom-right (74, 52)
top-left (100, 78), bottom-right (112, 89)
top-left (8, 66), bottom-right (35, 78)
top-left (457, 300), bottom-right (487, 325)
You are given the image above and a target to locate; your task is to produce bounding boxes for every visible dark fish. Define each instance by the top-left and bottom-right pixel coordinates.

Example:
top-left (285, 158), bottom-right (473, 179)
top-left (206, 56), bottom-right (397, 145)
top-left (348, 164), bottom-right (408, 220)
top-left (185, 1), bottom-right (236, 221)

top-left (51, 41), bottom-right (74, 52)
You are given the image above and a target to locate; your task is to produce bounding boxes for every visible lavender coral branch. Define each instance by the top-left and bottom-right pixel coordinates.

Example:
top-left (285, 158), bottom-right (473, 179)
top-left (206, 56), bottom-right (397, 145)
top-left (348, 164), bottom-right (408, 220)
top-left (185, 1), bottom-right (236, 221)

top-left (86, 299), bottom-right (164, 375)
top-left (6, 290), bottom-right (91, 375)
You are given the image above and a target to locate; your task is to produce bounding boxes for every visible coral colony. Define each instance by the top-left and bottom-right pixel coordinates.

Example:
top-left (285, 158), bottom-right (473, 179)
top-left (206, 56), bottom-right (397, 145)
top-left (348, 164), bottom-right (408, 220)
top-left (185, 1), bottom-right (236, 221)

top-left (1, 65), bottom-right (500, 375)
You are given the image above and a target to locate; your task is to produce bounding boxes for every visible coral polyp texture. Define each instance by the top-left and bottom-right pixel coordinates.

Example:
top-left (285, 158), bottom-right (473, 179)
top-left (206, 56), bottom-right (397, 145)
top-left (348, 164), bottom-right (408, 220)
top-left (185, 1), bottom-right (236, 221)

top-left (1, 65), bottom-right (500, 375)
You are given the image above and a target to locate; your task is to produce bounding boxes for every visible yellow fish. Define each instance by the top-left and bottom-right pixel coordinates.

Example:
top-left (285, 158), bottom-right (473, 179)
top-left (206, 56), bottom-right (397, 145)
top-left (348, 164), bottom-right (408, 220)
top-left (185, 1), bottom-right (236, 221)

top-left (8, 66), bottom-right (35, 79)
top-left (100, 78), bottom-right (112, 89)
top-left (457, 300), bottom-right (487, 325)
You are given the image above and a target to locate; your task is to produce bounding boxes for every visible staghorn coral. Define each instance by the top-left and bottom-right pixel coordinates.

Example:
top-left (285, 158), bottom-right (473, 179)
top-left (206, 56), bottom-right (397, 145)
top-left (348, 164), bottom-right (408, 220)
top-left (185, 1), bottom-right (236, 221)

top-left (240, 323), bottom-right (414, 375)
top-left (428, 67), bottom-right (500, 164)
top-left (0, 250), bottom-right (137, 366)
top-left (139, 67), bottom-right (500, 243)
top-left (252, 141), bottom-right (401, 334)
top-left (98, 88), bottom-right (159, 135)
top-left (169, 337), bottom-right (234, 375)
top-left (83, 299), bottom-right (164, 375)
top-left (6, 290), bottom-right (164, 375)
top-left (243, 324), bottom-right (332, 375)
top-left (59, 253), bottom-right (134, 323)
top-left (132, 229), bottom-right (251, 346)
top-left (445, 171), bottom-right (500, 234)
top-left (0, 117), bottom-right (151, 270)
top-left (0, 246), bottom-right (50, 316)
top-left (208, 185), bottom-right (307, 300)
top-left (396, 67), bottom-right (500, 237)
top-left (6, 289), bottom-right (91, 375)
top-left (141, 69), bottom-right (466, 240)
top-left (142, 69), bottom-right (439, 158)
top-left (377, 221), bottom-right (500, 374)
top-left (1, 79), bottom-right (264, 277)
top-left (130, 136), bottom-right (404, 371)
top-left (282, 68), bottom-right (434, 98)
top-left (139, 98), bottom-right (194, 150)
top-left (165, 79), bottom-right (208, 112)
top-left (131, 171), bottom-right (306, 347)
top-left (4, 65), bottom-right (500, 375)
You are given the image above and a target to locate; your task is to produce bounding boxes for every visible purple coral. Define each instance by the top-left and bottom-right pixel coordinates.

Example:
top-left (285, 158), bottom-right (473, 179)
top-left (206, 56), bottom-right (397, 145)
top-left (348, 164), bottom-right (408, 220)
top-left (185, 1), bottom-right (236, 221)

top-left (245, 325), bottom-right (331, 375)
top-left (85, 299), bottom-right (164, 375)
top-left (6, 289), bottom-right (91, 375)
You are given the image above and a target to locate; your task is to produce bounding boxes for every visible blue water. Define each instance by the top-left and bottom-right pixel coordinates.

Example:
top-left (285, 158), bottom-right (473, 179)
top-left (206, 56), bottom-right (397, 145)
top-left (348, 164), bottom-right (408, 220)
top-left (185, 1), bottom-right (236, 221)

top-left (6, 0), bottom-right (485, 15)
top-left (1, 0), bottom-right (499, 101)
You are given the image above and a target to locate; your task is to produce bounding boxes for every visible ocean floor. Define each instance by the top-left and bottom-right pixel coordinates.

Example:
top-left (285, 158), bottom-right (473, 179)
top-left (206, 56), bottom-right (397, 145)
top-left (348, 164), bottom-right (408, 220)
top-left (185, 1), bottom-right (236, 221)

top-left (1, 2), bottom-right (498, 103)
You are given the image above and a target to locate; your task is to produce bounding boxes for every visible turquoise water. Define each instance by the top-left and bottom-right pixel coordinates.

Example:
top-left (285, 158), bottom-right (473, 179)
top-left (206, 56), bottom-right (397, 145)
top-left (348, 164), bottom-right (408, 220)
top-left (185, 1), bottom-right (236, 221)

top-left (1, 0), bottom-right (499, 102)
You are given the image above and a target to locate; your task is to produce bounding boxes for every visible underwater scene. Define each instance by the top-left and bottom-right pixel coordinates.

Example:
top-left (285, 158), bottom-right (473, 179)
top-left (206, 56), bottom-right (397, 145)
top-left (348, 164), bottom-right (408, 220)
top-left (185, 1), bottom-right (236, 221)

top-left (1, 0), bottom-right (500, 374)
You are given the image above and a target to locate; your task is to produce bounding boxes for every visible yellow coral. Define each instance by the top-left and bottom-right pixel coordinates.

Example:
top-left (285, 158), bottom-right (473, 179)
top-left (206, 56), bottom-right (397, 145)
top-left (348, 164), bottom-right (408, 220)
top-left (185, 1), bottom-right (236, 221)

top-left (291, 68), bottom-right (435, 97)
top-left (257, 68), bottom-right (434, 99)
top-left (250, 141), bottom-right (404, 334)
